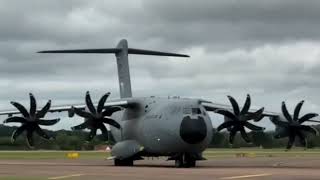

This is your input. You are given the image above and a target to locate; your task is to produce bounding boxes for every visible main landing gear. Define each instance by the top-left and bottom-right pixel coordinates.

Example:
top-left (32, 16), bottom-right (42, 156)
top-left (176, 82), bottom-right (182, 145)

top-left (174, 154), bottom-right (196, 168)
top-left (114, 158), bottom-right (134, 166)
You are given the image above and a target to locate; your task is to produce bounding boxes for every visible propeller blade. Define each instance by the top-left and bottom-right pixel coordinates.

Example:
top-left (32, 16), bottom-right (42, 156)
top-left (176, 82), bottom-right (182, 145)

top-left (286, 134), bottom-right (295, 150)
top-left (240, 94), bottom-right (251, 115)
top-left (229, 127), bottom-right (237, 144)
top-left (215, 109), bottom-right (238, 121)
top-left (11, 125), bottom-right (27, 143)
top-left (29, 93), bottom-right (37, 117)
top-left (73, 107), bottom-right (93, 119)
top-left (240, 127), bottom-right (251, 143)
top-left (26, 130), bottom-right (35, 148)
top-left (218, 95), bottom-right (264, 145)
top-left (4, 117), bottom-right (26, 124)
top-left (102, 106), bottom-right (122, 116)
top-left (71, 121), bottom-right (90, 130)
top-left (296, 131), bottom-right (307, 148)
top-left (300, 125), bottom-right (319, 136)
top-left (244, 122), bottom-right (265, 131)
top-left (299, 113), bottom-right (319, 124)
top-left (8, 94), bottom-right (56, 148)
top-left (87, 128), bottom-right (97, 141)
top-left (85, 91), bottom-right (96, 114)
top-left (97, 92), bottom-right (111, 113)
top-left (217, 121), bottom-right (235, 131)
top-left (37, 119), bottom-right (60, 126)
top-left (281, 102), bottom-right (293, 122)
top-left (36, 100), bottom-right (51, 118)
top-left (11, 102), bottom-right (29, 118)
top-left (102, 118), bottom-right (121, 129)
top-left (35, 126), bottom-right (51, 140)
top-left (247, 107), bottom-right (264, 121)
top-left (293, 100), bottom-right (304, 121)
top-left (227, 95), bottom-right (240, 115)
top-left (99, 124), bottom-right (109, 140)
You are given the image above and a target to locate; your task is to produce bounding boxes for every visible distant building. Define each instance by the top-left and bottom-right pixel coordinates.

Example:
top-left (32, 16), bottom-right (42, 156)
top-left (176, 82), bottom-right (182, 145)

top-left (94, 144), bottom-right (112, 151)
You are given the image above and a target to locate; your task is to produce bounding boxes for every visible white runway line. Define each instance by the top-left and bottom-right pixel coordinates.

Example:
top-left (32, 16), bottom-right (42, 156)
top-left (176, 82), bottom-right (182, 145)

top-left (220, 173), bottom-right (272, 179)
top-left (48, 173), bottom-right (84, 179)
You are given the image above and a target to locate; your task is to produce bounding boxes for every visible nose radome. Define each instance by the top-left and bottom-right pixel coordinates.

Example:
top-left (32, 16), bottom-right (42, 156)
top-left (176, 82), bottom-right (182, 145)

top-left (180, 116), bottom-right (207, 144)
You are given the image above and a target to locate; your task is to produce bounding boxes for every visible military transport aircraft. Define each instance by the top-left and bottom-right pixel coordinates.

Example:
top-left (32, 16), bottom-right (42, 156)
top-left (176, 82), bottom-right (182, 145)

top-left (0, 39), bottom-right (319, 167)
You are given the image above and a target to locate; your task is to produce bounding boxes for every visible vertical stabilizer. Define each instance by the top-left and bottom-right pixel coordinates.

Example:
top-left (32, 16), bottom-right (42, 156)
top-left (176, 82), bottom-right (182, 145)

top-left (115, 40), bottom-right (132, 98)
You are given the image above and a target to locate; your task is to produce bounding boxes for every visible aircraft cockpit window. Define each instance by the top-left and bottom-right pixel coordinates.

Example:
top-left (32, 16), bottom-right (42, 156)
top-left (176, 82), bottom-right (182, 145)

top-left (183, 108), bottom-right (201, 114)
top-left (192, 108), bottom-right (201, 115)
top-left (183, 108), bottom-right (192, 114)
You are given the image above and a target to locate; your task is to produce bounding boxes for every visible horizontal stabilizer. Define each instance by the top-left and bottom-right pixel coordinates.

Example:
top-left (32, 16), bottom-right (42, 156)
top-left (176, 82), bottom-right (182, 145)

top-left (38, 48), bottom-right (189, 57)
top-left (128, 48), bottom-right (189, 57)
top-left (38, 48), bottom-right (121, 54)
top-left (38, 39), bottom-right (189, 98)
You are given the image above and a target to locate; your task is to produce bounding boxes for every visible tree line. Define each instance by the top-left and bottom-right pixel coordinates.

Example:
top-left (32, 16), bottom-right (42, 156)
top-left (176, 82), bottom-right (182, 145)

top-left (1, 124), bottom-right (320, 150)
top-left (0, 125), bottom-right (114, 150)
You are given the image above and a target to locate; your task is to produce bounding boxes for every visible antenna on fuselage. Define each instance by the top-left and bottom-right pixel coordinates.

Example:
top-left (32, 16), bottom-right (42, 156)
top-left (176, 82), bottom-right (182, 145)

top-left (38, 39), bottom-right (189, 98)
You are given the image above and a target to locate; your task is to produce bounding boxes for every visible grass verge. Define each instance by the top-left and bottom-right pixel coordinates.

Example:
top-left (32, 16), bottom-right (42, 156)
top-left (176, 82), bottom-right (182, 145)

top-left (1, 148), bottom-right (320, 160)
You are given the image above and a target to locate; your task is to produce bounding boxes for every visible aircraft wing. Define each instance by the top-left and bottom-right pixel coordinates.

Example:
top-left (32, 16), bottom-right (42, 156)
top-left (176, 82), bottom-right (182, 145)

top-left (202, 102), bottom-right (320, 123)
top-left (0, 100), bottom-right (133, 117)
top-left (201, 102), bottom-right (279, 118)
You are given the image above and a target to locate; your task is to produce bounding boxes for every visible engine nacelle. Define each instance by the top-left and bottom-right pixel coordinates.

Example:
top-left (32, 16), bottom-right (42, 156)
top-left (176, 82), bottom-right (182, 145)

top-left (269, 116), bottom-right (287, 138)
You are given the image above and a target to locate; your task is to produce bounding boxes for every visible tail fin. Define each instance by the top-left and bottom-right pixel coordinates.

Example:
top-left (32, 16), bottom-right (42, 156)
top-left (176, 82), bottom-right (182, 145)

top-left (38, 39), bottom-right (189, 98)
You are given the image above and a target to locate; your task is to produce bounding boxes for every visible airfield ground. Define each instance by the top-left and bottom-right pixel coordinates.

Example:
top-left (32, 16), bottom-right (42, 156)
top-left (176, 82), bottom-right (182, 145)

top-left (1, 149), bottom-right (320, 180)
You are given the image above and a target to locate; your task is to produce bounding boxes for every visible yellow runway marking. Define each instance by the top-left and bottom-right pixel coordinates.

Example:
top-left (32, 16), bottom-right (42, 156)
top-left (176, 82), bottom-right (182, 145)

top-left (220, 173), bottom-right (272, 179)
top-left (48, 174), bottom-right (84, 179)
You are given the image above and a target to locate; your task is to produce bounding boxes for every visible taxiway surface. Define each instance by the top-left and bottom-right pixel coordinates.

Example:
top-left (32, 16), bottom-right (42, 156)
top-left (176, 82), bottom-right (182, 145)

top-left (1, 157), bottom-right (320, 179)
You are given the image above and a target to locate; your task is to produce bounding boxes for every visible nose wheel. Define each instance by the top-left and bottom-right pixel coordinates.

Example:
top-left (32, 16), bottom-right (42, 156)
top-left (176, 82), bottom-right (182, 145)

top-left (174, 154), bottom-right (196, 168)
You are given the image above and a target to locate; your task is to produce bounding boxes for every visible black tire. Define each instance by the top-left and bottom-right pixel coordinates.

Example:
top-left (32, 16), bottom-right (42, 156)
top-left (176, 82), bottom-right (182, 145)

top-left (183, 153), bottom-right (196, 168)
top-left (114, 159), bottom-right (122, 166)
top-left (114, 158), bottom-right (134, 166)
top-left (175, 156), bottom-right (184, 168)
top-left (127, 159), bottom-right (134, 166)
top-left (184, 160), bottom-right (196, 168)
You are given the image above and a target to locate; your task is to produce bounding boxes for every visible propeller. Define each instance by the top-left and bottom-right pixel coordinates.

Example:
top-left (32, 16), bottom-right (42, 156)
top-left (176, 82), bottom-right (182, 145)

top-left (270, 100), bottom-right (319, 150)
top-left (215, 94), bottom-right (265, 144)
top-left (71, 91), bottom-right (122, 141)
top-left (3, 93), bottom-right (59, 148)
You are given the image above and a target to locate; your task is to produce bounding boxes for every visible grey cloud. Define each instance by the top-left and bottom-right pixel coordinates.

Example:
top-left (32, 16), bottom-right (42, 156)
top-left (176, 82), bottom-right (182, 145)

top-left (137, 0), bottom-right (320, 49)
top-left (143, 1), bottom-right (320, 23)
top-left (0, 0), bottom-right (320, 130)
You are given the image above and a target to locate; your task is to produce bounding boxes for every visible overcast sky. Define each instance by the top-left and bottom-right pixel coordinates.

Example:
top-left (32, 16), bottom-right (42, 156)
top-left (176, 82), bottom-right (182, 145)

top-left (0, 0), bottom-right (320, 130)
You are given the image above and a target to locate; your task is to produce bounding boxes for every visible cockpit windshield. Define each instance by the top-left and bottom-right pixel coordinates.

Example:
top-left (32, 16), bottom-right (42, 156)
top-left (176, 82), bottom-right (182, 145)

top-left (183, 107), bottom-right (201, 115)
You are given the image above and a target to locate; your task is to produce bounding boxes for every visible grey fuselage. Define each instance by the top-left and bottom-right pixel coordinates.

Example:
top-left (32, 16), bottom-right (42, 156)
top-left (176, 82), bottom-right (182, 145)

top-left (110, 96), bottom-right (213, 156)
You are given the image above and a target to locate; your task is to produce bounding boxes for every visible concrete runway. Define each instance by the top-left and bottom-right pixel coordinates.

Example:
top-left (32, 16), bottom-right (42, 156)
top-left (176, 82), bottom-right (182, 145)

top-left (1, 157), bottom-right (320, 179)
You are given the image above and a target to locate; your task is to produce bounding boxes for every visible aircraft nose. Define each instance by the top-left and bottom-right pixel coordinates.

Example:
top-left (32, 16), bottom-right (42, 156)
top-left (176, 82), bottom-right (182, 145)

top-left (180, 116), bottom-right (207, 144)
